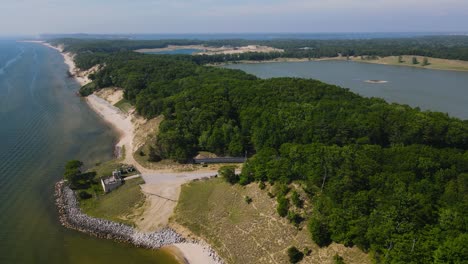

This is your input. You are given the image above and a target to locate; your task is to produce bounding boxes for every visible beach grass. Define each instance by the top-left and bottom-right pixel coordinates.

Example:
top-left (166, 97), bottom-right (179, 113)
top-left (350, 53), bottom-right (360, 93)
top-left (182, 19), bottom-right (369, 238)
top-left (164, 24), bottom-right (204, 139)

top-left (173, 178), bottom-right (370, 264)
top-left (80, 177), bottom-right (145, 225)
top-left (91, 159), bottom-right (123, 178)
top-left (114, 98), bottom-right (133, 113)
top-left (91, 152), bottom-right (138, 179)
top-left (350, 55), bottom-right (468, 71)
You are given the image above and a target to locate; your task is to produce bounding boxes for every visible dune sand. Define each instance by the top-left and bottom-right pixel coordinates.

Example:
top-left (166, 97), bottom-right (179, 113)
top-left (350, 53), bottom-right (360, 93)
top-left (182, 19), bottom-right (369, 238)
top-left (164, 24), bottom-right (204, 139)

top-left (37, 41), bottom-right (223, 264)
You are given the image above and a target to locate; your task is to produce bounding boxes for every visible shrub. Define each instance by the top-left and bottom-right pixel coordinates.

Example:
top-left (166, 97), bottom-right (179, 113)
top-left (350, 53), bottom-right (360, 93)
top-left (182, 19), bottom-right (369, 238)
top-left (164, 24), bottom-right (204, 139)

top-left (291, 190), bottom-right (303, 208)
top-left (148, 146), bottom-right (162, 162)
top-left (259, 181), bottom-right (266, 190)
top-left (277, 196), bottom-right (289, 217)
top-left (333, 254), bottom-right (345, 264)
top-left (308, 217), bottom-right (332, 247)
top-left (78, 191), bottom-right (92, 200)
top-left (274, 183), bottom-right (290, 197)
top-left (287, 246), bottom-right (304, 263)
top-left (287, 211), bottom-right (304, 226)
top-left (244, 196), bottom-right (253, 204)
top-left (219, 166), bottom-right (239, 184)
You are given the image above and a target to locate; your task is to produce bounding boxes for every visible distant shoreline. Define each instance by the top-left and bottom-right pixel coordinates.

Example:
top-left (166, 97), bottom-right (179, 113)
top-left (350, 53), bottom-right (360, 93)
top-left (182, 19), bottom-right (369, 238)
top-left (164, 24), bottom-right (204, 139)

top-left (210, 55), bottom-right (468, 72)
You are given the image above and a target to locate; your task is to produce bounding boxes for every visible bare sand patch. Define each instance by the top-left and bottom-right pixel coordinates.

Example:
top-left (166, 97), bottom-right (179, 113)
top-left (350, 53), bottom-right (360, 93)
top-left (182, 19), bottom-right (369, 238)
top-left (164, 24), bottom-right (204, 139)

top-left (134, 183), bottom-right (181, 232)
top-left (95, 87), bottom-right (124, 105)
top-left (39, 40), bottom-right (226, 263)
top-left (133, 115), bottom-right (164, 150)
top-left (136, 44), bottom-right (283, 55)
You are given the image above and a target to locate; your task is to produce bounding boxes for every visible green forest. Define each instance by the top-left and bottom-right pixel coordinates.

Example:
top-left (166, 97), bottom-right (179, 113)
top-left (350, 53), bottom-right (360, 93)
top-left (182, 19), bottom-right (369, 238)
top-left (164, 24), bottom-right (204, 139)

top-left (51, 36), bottom-right (468, 66)
top-left (61, 38), bottom-right (468, 263)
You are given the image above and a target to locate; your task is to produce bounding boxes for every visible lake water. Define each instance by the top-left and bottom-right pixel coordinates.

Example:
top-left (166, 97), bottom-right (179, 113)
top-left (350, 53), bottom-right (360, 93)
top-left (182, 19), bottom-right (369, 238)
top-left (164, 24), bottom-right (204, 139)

top-left (0, 41), bottom-right (178, 263)
top-left (224, 61), bottom-right (468, 120)
top-left (146, 49), bottom-right (203, 55)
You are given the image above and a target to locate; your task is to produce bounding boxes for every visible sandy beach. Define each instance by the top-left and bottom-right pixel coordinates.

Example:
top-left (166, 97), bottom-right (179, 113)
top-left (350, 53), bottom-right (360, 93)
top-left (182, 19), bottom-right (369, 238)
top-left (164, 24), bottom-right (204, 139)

top-left (37, 41), bottom-right (224, 264)
top-left (85, 93), bottom-right (223, 264)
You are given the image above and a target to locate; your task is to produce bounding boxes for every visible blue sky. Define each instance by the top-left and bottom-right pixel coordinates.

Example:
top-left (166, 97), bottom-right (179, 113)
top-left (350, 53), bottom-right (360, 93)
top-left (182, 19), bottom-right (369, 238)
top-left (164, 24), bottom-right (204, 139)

top-left (1, 0), bottom-right (467, 35)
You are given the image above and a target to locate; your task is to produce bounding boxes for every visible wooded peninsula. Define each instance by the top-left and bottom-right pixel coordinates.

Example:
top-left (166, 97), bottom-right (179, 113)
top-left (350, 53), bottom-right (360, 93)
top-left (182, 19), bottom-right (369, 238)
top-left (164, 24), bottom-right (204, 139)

top-left (58, 37), bottom-right (468, 263)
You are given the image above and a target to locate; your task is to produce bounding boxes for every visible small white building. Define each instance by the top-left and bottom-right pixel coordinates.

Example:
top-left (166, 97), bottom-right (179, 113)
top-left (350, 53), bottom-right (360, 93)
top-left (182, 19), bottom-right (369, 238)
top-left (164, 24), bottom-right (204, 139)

top-left (101, 170), bottom-right (123, 193)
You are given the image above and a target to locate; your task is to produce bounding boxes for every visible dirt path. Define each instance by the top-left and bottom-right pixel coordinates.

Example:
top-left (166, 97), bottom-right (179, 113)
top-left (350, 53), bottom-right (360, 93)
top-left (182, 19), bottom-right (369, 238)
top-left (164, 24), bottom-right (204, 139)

top-left (37, 41), bottom-right (225, 264)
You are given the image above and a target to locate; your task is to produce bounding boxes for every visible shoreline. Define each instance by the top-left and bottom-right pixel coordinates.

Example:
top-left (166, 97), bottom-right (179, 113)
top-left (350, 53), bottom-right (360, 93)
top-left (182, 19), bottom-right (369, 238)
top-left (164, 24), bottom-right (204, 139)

top-left (37, 41), bottom-right (225, 264)
top-left (54, 180), bottom-right (185, 248)
top-left (212, 55), bottom-right (468, 72)
top-left (55, 180), bottom-right (224, 264)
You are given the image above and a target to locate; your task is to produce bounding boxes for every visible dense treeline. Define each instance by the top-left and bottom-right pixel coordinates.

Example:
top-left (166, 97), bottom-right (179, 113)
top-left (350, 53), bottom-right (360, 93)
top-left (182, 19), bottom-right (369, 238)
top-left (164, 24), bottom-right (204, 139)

top-left (243, 143), bottom-right (468, 263)
top-left (63, 41), bottom-right (468, 263)
top-left (52, 36), bottom-right (468, 66)
top-left (81, 52), bottom-right (468, 161)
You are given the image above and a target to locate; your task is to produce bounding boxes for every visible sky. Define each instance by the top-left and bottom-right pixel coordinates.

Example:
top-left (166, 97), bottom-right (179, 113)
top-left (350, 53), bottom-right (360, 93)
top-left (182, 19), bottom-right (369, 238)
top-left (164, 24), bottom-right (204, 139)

top-left (1, 0), bottom-right (467, 35)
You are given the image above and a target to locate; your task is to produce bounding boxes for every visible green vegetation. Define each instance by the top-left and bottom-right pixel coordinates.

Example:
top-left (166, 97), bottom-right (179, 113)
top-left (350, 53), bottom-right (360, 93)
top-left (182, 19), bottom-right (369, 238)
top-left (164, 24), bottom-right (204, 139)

top-left (334, 254), bottom-right (346, 264)
top-left (63, 159), bottom-right (143, 225)
top-left (243, 144), bottom-right (468, 263)
top-left (57, 38), bottom-right (468, 263)
top-left (80, 178), bottom-right (145, 225)
top-left (52, 36), bottom-right (468, 66)
top-left (75, 52), bottom-right (468, 164)
top-left (355, 55), bottom-right (468, 71)
top-left (174, 178), bottom-right (369, 264)
top-left (291, 190), bottom-right (303, 208)
top-left (147, 146), bottom-right (162, 162)
top-left (63, 160), bottom-right (97, 190)
top-left (412, 56), bottom-right (419, 64)
top-left (422, 57), bottom-right (430, 66)
top-left (218, 166), bottom-right (238, 184)
top-left (287, 246), bottom-right (304, 263)
top-left (276, 195), bottom-right (289, 217)
top-left (92, 158), bottom-right (138, 179)
top-left (114, 98), bottom-right (132, 113)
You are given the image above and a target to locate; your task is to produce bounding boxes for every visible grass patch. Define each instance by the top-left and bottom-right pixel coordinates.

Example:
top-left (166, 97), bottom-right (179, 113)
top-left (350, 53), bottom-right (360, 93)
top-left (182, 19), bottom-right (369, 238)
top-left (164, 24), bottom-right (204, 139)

top-left (91, 156), bottom-right (138, 179)
top-left (80, 177), bottom-right (145, 225)
top-left (173, 178), bottom-right (370, 264)
top-left (351, 55), bottom-right (468, 71)
top-left (114, 98), bottom-right (133, 113)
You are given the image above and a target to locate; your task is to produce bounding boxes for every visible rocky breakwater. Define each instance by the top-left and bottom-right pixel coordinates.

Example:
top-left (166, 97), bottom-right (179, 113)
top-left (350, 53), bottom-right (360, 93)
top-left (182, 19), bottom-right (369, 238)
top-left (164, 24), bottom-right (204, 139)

top-left (55, 180), bottom-right (185, 248)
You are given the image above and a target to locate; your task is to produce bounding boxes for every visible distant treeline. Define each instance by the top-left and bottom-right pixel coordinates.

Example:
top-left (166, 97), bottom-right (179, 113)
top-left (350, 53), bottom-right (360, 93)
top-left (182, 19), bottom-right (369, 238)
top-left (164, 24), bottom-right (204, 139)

top-left (61, 41), bottom-right (468, 263)
top-left (51, 36), bottom-right (468, 67)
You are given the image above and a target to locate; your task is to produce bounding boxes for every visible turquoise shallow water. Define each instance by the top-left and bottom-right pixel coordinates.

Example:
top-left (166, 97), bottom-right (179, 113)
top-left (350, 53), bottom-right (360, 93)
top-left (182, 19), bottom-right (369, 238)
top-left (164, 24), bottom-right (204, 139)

top-left (0, 41), bottom-right (177, 264)
top-left (225, 61), bottom-right (468, 120)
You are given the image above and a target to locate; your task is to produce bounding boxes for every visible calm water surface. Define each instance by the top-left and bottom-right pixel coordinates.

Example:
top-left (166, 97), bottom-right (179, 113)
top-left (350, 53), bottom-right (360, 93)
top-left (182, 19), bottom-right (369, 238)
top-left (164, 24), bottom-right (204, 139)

top-left (224, 61), bottom-right (468, 119)
top-left (0, 41), bottom-right (177, 263)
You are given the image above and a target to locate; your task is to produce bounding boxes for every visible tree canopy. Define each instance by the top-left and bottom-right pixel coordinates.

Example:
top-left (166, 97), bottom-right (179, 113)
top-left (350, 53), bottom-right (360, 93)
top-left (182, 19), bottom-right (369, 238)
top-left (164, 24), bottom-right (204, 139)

top-left (58, 38), bottom-right (468, 263)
